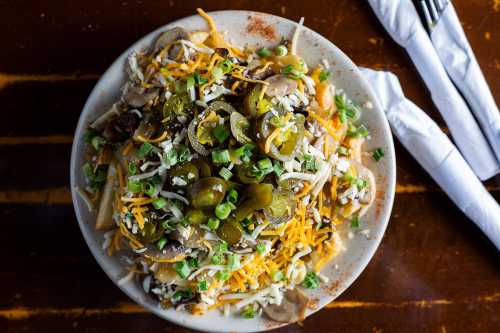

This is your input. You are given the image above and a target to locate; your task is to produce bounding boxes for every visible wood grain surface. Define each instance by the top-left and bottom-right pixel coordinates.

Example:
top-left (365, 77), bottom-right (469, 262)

top-left (1, 0), bottom-right (499, 332)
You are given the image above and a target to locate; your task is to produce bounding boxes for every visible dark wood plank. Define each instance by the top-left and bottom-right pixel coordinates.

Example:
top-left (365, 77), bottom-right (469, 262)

top-left (0, 80), bottom-right (96, 136)
top-left (0, 144), bottom-right (71, 190)
top-left (2, 296), bottom-right (500, 333)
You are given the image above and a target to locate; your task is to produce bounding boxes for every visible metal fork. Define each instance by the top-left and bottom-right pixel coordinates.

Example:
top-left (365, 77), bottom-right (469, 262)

top-left (414, 0), bottom-right (450, 31)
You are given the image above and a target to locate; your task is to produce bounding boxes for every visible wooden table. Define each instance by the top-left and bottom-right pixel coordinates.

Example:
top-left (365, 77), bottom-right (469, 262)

top-left (1, 0), bottom-right (499, 332)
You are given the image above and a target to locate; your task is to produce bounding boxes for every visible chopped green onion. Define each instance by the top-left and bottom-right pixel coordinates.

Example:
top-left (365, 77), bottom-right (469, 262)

top-left (187, 257), bottom-right (199, 269)
top-left (194, 72), bottom-right (208, 85)
top-left (256, 47), bottom-right (271, 58)
top-left (212, 66), bottom-right (224, 79)
top-left (144, 182), bottom-right (156, 196)
top-left (234, 144), bottom-right (255, 163)
top-left (227, 189), bottom-right (238, 204)
top-left (304, 154), bottom-right (317, 171)
top-left (207, 217), bottom-right (220, 230)
top-left (250, 165), bottom-right (265, 179)
top-left (216, 270), bottom-right (230, 281)
top-left (198, 280), bottom-right (208, 292)
top-left (162, 219), bottom-right (177, 232)
top-left (219, 167), bottom-right (233, 180)
top-left (156, 236), bottom-right (167, 250)
top-left (173, 260), bottom-right (191, 279)
top-left (227, 254), bottom-right (241, 271)
top-left (212, 149), bottom-right (231, 165)
top-left (219, 59), bottom-right (233, 73)
top-left (177, 145), bottom-right (191, 162)
top-left (186, 75), bottom-right (195, 91)
top-left (128, 162), bottom-right (138, 175)
top-left (164, 148), bottom-right (178, 167)
top-left (241, 305), bottom-right (256, 319)
top-left (172, 288), bottom-right (194, 303)
top-left (343, 172), bottom-right (366, 190)
top-left (137, 142), bottom-right (154, 159)
top-left (91, 136), bottom-right (106, 151)
top-left (351, 216), bottom-right (360, 228)
top-left (128, 180), bottom-right (143, 193)
top-left (83, 130), bottom-right (97, 143)
top-left (211, 254), bottom-right (223, 264)
top-left (338, 109), bottom-right (347, 123)
top-left (273, 161), bottom-right (284, 176)
top-left (214, 241), bottom-right (228, 254)
top-left (337, 146), bottom-right (349, 156)
top-left (275, 45), bottom-right (288, 56)
top-left (213, 125), bottom-right (230, 144)
top-left (372, 147), bottom-right (385, 162)
top-left (281, 64), bottom-right (303, 80)
top-left (355, 178), bottom-right (367, 190)
top-left (319, 70), bottom-right (331, 82)
top-left (82, 162), bottom-right (94, 178)
top-left (272, 270), bottom-right (284, 282)
top-left (83, 163), bottom-right (107, 192)
top-left (302, 271), bottom-right (320, 289)
top-left (348, 124), bottom-right (369, 138)
top-left (215, 202), bottom-right (232, 219)
top-left (152, 197), bottom-right (167, 209)
top-left (256, 242), bottom-right (266, 255)
top-left (257, 158), bottom-right (273, 175)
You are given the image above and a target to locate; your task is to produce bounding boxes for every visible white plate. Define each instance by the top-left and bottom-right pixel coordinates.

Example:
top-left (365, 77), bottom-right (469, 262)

top-left (70, 10), bottom-right (396, 333)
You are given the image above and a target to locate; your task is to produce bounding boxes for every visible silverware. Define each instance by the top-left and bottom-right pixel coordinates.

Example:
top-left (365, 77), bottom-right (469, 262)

top-left (414, 0), bottom-right (500, 166)
top-left (415, 0), bottom-right (449, 31)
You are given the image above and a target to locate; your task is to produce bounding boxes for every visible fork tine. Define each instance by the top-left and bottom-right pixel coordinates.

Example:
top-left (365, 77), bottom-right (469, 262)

top-left (426, 0), bottom-right (440, 22)
top-left (433, 0), bottom-right (443, 12)
top-left (420, 0), bottom-right (434, 28)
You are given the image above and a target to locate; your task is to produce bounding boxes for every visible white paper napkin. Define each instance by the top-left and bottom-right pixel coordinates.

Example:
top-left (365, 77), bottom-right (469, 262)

top-left (431, 2), bottom-right (500, 164)
top-left (367, 0), bottom-right (499, 180)
top-left (359, 67), bottom-right (500, 251)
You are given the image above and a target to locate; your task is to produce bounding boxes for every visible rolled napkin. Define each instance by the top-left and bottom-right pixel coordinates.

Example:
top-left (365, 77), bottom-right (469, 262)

top-left (431, 2), bottom-right (500, 164)
top-left (359, 67), bottom-right (500, 251)
top-left (367, 0), bottom-right (499, 180)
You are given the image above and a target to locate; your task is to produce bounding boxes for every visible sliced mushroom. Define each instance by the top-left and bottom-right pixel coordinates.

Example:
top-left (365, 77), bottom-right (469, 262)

top-left (171, 226), bottom-right (205, 248)
top-left (351, 160), bottom-right (376, 217)
top-left (263, 289), bottom-right (309, 323)
top-left (154, 262), bottom-right (189, 286)
top-left (153, 27), bottom-right (189, 53)
top-left (264, 75), bottom-right (298, 98)
top-left (90, 102), bottom-right (122, 131)
top-left (144, 241), bottom-right (186, 261)
top-left (214, 47), bottom-right (229, 57)
top-left (122, 83), bottom-right (159, 108)
top-left (248, 64), bottom-right (275, 80)
top-left (95, 162), bottom-right (117, 231)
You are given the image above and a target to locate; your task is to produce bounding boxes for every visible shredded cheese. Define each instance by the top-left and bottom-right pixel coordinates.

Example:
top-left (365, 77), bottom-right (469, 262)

top-left (308, 110), bottom-right (340, 141)
top-left (264, 127), bottom-right (281, 153)
top-left (135, 131), bottom-right (169, 143)
top-left (290, 17), bottom-right (305, 55)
